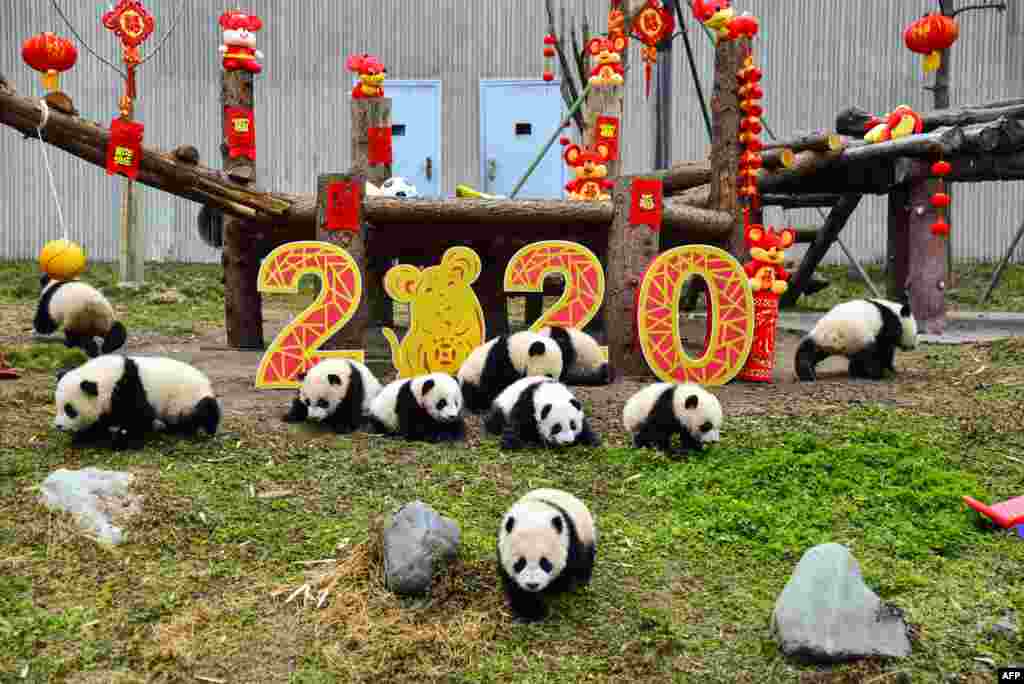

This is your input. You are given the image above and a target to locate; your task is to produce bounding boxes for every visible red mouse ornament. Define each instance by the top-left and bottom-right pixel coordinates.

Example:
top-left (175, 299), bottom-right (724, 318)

top-left (561, 139), bottom-right (614, 201)
top-left (347, 54), bottom-right (386, 99)
top-left (218, 10), bottom-right (263, 73)
top-left (586, 35), bottom-right (626, 88)
top-left (744, 216), bottom-right (796, 295)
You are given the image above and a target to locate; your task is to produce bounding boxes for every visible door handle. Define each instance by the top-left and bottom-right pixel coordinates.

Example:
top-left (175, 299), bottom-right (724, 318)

top-left (425, 156), bottom-right (432, 181)
top-left (487, 159), bottom-right (497, 182)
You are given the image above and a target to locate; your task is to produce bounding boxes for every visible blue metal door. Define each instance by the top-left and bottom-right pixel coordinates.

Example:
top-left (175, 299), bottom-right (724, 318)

top-left (479, 80), bottom-right (566, 199)
top-left (357, 79), bottom-right (442, 198)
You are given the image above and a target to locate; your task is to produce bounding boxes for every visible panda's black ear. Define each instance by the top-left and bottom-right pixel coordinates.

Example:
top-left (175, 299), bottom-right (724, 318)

top-left (684, 394), bottom-right (699, 410)
top-left (528, 341), bottom-right (547, 357)
top-left (540, 404), bottom-right (552, 420)
top-left (40, 273), bottom-right (50, 288)
top-left (900, 304), bottom-right (911, 318)
top-left (505, 516), bottom-right (515, 533)
top-left (570, 399), bottom-right (581, 411)
top-left (551, 516), bottom-right (563, 534)
top-left (327, 374), bottom-right (342, 386)
top-left (421, 379), bottom-right (435, 396)
top-left (80, 380), bottom-right (99, 397)
top-left (297, 372), bottom-right (307, 382)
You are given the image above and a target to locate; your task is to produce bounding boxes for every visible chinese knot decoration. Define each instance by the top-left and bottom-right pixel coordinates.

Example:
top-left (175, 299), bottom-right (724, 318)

top-left (560, 138), bottom-right (614, 201)
top-left (691, 0), bottom-right (758, 42)
top-left (347, 54), bottom-right (386, 99)
top-left (930, 158), bottom-right (952, 238)
top-left (21, 33), bottom-right (77, 94)
top-left (102, 0), bottom-right (155, 106)
top-left (904, 13), bottom-right (959, 74)
top-left (218, 9), bottom-right (264, 74)
top-left (631, 0), bottom-right (675, 98)
top-left (542, 34), bottom-right (556, 81)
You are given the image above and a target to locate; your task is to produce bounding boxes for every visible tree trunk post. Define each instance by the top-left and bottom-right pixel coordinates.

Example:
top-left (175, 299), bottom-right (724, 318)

top-left (886, 185), bottom-right (911, 301)
top-left (352, 98), bottom-right (394, 330)
top-left (605, 175), bottom-right (661, 381)
top-left (937, 0), bottom-right (955, 282)
top-left (585, 88), bottom-right (624, 179)
top-left (906, 160), bottom-right (948, 333)
top-left (221, 70), bottom-right (264, 349)
top-left (316, 172), bottom-right (368, 351)
top-left (708, 37), bottom-right (746, 258)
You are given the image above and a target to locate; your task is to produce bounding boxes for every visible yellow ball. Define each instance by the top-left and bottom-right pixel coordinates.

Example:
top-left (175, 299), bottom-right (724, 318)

top-left (39, 239), bottom-right (87, 281)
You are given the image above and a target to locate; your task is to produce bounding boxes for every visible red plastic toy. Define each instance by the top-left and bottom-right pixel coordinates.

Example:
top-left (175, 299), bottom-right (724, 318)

top-left (963, 495), bottom-right (1024, 532)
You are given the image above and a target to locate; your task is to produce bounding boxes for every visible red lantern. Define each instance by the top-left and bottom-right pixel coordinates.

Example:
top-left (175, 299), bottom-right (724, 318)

top-left (740, 100), bottom-right (763, 116)
top-left (904, 13), bottom-right (959, 73)
top-left (741, 116), bottom-right (762, 134)
top-left (21, 33), bottom-right (77, 93)
top-left (930, 220), bottom-right (950, 237)
top-left (930, 192), bottom-right (950, 208)
top-left (542, 33), bottom-right (557, 81)
top-left (932, 160), bottom-right (952, 176)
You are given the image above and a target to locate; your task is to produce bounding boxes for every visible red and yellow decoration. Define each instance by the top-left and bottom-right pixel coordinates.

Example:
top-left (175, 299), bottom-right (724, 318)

top-left (347, 53), bottom-right (386, 99)
top-left (542, 33), bottom-right (557, 81)
top-left (636, 245), bottom-right (754, 386)
top-left (106, 116), bottom-right (144, 179)
top-left (632, 0), bottom-right (675, 97)
top-left (930, 158), bottom-right (952, 238)
top-left (21, 32), bottom-right (77, 94)
top-left (218, 9), bottom-right (264, 74)
top-left (324, 179), bottom-right (361, 233)
top-left (367, 125), bottom-right (393, 166)
top-left (561, 138), bottom-right (615, 201)
top-left (255, 241), bottom-right (365, 389)
top-left (39, 238), bottom-right (87, 282)
top-left (904, 13), bottom-right (959, 74)
top-left (586, 35), bottom-right (626, 88)
top-left (630, 178), bottom-right (664, 230)
top-left (224, 106), bottom-right (255, 161)
top-left (737, 52), bottom-right (763, 205)
top-left (594, 115), bottom-right (621, 161)
top-left (608, 1), bottom-right (628, 43)
top-left (691, 0), bottom-right (757, 42)
top-left (382, 247), bottom-right (486, 378)
top-left (102, 0), bottom-right (155, 103)
top-left (864, 104), bottom-right (923, 143)
top-left (505, 241), bottom-right (606, 332)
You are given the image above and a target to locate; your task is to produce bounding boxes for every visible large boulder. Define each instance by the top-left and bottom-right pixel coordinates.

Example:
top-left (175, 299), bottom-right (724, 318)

top-left (382, 501), bottom-right (460, 595)
top-left (771, 543), bottom-right (912, 663)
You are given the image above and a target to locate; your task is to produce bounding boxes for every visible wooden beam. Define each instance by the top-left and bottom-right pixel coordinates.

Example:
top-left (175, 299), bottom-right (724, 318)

top-left (762, 131), bottom-right (844, 153)
top-left (779, 193), bottom-right (863, 307)
top-left (836, 102), bottom-right (1024, 137)
top-left (761, 193), bottom-right (842, 208)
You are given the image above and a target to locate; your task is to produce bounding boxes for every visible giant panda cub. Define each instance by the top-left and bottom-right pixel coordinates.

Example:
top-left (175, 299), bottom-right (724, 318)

top-left (622, 382), bottom-right (722, 454)
top-left (538, 325), bottom-right (613, 386)
top-left (498, 488), bottom-right (597, 623)
top-left (282, 359), bottom-right (382, 433)
top-left (53, 354), bottom-right (220, 450)
top-left (35, 274), bottom-right (127, 358)
top-left (484, 376), bottom-right (601, 451)
top-left (367, 372), bottom-right (465, 442)
top-left (795, 298), bottom-right (919, 382)
top-left (457, 331), bottom-right (563, 413)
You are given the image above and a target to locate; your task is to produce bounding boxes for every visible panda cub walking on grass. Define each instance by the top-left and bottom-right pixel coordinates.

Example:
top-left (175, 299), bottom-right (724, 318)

top-left (35, 275), bottom-right (127, 358)
top-left (622, 382), bottom-right (723, 455)
top-left (282, 359), bottom-right (382, 433)
top-left (498, 488), bottom-right (597, 623)
top-left (483, 376), bottom-right (601, 450)
top-left (795, 298), bottom-right (919, 382)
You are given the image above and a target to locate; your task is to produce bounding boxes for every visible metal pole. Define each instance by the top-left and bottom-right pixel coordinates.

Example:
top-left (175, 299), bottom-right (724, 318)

top-left (981, 215), bottom-right (1024, 304)
top-left (673, 0), bottom-right (712, 142)
top-left (654, 0), bottom-right (675, 169)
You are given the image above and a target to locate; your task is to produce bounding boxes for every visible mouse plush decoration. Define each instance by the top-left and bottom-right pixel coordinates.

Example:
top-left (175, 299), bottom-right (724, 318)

top-left (218, 10), bottom-right (263, 74)
top-left (743, 216), bottom-right (796, 296)
top-left (347, 54), bottom-right (386, 99)
top-left (560, 139), bottom-right (614, 201)
top-left (586, 35), bottom-right (626, 88)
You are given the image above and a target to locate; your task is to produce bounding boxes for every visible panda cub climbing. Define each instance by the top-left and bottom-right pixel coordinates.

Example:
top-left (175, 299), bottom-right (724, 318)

top-left (283, 359), bottom-right (382, 433)
top-left (498, 488), bottom-right (597, 623)
top-left (367, 372), bottom-right (465, 442)
top-left (538, 325), bottom-right (613, 385)
top-left (457, 331), bottom-right (563, 413)
top-left (622, 382), bottom-right (722, 454)
top-left (795, 298), bottom-right (918, 382)
top-left (35, 274), bottom-right (127, 358)
top-left (53, 354), bottom-right (220, 450)
top-left (484, 376), bottom-right (601, 450)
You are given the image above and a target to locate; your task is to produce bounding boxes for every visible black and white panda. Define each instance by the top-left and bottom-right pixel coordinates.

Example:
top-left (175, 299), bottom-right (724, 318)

top-left (622, 382), bottom-right (722, 454)
top-left (456, 331), bottom-right (563, 413)
top-left (537, 325), bottom-right (613, 385)
top-left (483, 376), bottom-right (601, 450)
top-left (282, 359), bottom-right (382, 433)
top-left (34, 274), bottom-right (127, 358)
top-left (497, 488), bottom-right (597, 623)
top-left (367, 372), bottom-right (465, 442)
top-left (53, 354), bottom-right (220, 450)
top-left (795, 298), bottom-right (919, 382)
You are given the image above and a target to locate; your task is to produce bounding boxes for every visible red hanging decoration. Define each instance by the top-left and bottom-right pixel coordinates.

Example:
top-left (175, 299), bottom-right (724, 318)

top-left (629, 178), bottom-right (663, 230)
top-left (21, 33), bottom-right (77, 93)
top-left (904, 13), bottom-right (959, 74)
top-left (106, 117), bottom-right (145, 179)
top-left (218, 9), bottom-right (264, 74)
top-left (631, 0), bottom-right (674, 98)
top-left (930, 156), bottom-right (952, 238)
top-left (224, 106), bottom-right (256, 161)
top-left (324, 180), bottom-right (361, 233)
top-left (737, 49), bottom-right (764, 209)
top-left (542, 33), bottom-right (556, 81)
top-left (594, 115), bottom-right (621, 161)
top-left (368, 126), bottom-right (393, 165)
top-left (102, 0), bottom-right (155, 104)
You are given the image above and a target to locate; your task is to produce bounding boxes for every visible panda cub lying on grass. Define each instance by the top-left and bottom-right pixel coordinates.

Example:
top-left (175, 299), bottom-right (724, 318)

top-left (484, 376), bottom-right (601, 450)
top-left (283, 359), bottom-right (382, 433)
top-left (367, 373), bottom-right (465, 443)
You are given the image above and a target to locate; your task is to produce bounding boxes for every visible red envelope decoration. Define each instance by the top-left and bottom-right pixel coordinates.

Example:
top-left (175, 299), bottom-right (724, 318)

top-left (368, 126), bottom-right (393, 165)
top-left (595, 115), bottom-right (621, 161)
top-left (106, 117), bottom-right (145, 179)
top-left (325, 179), bottom-right (361, 232)
top-left (630, 178), bottom-right (663, 230)
top-left (224, 106), bottom-right (256, 161)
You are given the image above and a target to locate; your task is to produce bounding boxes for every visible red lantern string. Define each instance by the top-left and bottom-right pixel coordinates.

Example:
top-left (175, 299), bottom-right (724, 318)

top-left (542, 34), bottom-right (556, 81)
top-left (737, 43), bottom-right (763, 211)
top-left (930, 158), bottom-right (952, 237)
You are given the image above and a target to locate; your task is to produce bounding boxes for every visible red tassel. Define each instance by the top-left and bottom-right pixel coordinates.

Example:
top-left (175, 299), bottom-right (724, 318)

top-left (645, 61), bottom-right (651, 98)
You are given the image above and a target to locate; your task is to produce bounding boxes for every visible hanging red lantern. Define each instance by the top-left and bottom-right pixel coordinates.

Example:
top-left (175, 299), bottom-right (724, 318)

top-left (929, 156), bottom-right (952, 239)
top-left (904, 13), bottom-right (959, 74)
top-left (930, 192), bottom-right (950, 208)
top-left (932, 160), bottom-right (952, 176)
top-left (632, 0), bottom-right (675, 98)
top-left (21, 33), bottom-right (77, 93)
top-left (542, 33), bottom-right (557, 81)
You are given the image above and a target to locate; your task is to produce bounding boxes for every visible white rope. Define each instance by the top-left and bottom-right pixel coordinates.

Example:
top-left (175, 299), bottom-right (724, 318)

top-left (36, 99), bottom-right (69, 241)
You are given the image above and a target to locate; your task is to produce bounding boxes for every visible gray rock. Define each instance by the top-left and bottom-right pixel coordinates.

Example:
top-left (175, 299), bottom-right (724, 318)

top-left (984, 610), bottom-right (1019, 639)
top-left (382, 501), bottom-right (460, 595)
top-left (771, 543), bottom-right (911, 663)
top-left (39, 468), bottom-right (141, 545)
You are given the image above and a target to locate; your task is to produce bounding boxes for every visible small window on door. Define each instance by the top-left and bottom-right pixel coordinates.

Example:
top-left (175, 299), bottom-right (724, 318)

top-left (515, 122), bottom-right (532, 136)
top-left (392, 124), bottom-right (407, 136)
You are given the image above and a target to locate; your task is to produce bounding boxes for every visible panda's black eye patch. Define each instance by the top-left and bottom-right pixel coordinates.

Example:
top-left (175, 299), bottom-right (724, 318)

top-left (551, 516), bottom-right (563, 534)
top-left (64, 403), bottom-right (77, 419)
top-left (700, 421), bottom-right (713, 432)
top-left (513, 558), bottom-right (526, 573)
top-left (437, 399), bottom-right (447, 410)
top-left (570, 421), bottom-right (577, 431)
top-left (539, 557), bottom-right (553, 573)
top-left (540, 404), bottom-right (552, 420)
top-left (317, 399), bottom-right (329, 409)
top-left (505, 516), bottom-right (515, 533)
top-left (550, 423), bottom-right (561, 435)
top-left (570, 399), bottom-right (581, 411)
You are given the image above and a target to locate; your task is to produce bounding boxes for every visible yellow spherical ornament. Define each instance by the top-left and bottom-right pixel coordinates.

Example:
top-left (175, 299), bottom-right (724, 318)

top-left (39, 239), bottom-right (87, 281)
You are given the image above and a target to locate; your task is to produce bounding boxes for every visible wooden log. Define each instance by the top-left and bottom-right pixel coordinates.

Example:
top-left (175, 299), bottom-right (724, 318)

top-left (315, 173), bottom-right (369, 351)
top-left (761, 148), bottom-right (795, 171)
top-left (221, 70), bottom-right (263, 349)
top-left (946, 150), bottom-right (1024, 182)
top-left (836, 101), bottom-right (1024, 137)
top-left (605, 175), bottom-right (660, 380)
top-left (670, 184), bottom-right (710, 207)
top-left (709, 37), bottom-right (746, 257)
top-left (365, 197), bottom-right (614, 225)
top-left (763, 132), bottom-right (844, 153)
top-left (779, 193), bottom-right (863, 308)
top-left (657, 161), bottom-right (711, 194)
top-left (761, 193), bottom-right (842, 208)
top-left (905, 160), bottom-right (947, 334)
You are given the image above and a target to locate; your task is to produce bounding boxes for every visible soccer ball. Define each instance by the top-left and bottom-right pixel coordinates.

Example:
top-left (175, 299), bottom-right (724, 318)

top-left (379, 176), bottom-right (419, 198)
